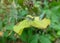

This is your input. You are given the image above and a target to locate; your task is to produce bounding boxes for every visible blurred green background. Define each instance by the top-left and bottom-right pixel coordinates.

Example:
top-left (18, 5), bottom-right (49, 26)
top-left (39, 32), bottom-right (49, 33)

top-left (0, 0), bottom-right (60, 43)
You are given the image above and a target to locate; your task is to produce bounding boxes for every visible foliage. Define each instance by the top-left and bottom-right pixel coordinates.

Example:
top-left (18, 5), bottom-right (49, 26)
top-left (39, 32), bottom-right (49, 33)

top-left (0, 0), bottom-right (60, 43)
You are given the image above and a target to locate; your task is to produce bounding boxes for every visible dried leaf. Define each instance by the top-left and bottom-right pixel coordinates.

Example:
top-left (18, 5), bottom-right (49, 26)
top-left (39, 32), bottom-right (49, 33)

top-left (13, 16), bottom-right (50, 35)
top-left (32, 18), bottom-right (50, 29)
top-left (13, 19), bottom-right (32, 35)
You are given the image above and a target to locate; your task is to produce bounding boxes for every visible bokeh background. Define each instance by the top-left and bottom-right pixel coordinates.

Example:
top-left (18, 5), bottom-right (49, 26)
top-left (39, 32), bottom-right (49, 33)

top-left (0, 0), bottom-right (60, 43)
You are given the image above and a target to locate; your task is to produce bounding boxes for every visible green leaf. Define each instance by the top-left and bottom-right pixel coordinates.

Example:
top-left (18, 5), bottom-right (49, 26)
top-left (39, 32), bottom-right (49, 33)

top-left (6, 23), bottom-right (14, 30)
top-left (8, 32), bottom-right (16, 40)
top-left (17, 0), bottom-right (24, 6)
top-left (49, 1), bottom-right (60, 7)
top-left (30, 34), bottom-right (39, 43)
top-left (3, 31), bottom-right (9, 37)
top-left (0, 20), bottom-right (3, 30)
top-left (57, 31), bottom-right (60, 36)
top-left (20, 30), bottom-right (27, 42)
top-left (39, 35), bottom-right (51, 43)
top-left (32, 7), bottom-right (38, 14)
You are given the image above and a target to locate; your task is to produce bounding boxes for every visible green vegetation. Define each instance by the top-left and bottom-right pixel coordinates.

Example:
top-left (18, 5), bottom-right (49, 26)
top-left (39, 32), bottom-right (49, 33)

top-left (0, 0), bottom-right (60, 43)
